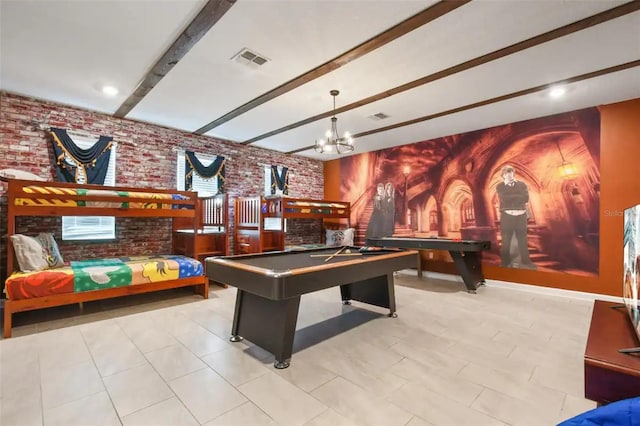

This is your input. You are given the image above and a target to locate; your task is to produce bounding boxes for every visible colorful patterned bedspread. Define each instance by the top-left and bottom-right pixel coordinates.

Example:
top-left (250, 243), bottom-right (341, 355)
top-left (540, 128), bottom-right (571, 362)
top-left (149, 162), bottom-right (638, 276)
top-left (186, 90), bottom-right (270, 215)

top-left (15, 186), bottom-right (190, 209)
top-left (4, 255), bottom-right (203, 301)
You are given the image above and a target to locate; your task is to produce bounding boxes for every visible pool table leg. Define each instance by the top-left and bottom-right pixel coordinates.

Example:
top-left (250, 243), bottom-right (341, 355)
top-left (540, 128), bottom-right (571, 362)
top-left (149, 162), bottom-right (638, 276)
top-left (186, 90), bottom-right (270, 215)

top-left (229, 289), bottom-right (301, 369)
top-left (230, 289), bottom-right (246, 342)
top-left (339, 273), bottom-right (397, 318)
top-left (449, 251), bottom-right (486, 293)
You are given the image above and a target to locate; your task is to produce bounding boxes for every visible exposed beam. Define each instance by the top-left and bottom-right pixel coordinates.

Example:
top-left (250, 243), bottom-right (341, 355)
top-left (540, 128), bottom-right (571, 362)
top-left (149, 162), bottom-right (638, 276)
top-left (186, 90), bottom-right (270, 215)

top-left (114, 0), bottom-right (236, 118)
top-left (194, 0), bottom-right (471, 135)
top-left (247, 0), bottom-right (640, 146)
top-left (286, 60), bottom-right (640, 155)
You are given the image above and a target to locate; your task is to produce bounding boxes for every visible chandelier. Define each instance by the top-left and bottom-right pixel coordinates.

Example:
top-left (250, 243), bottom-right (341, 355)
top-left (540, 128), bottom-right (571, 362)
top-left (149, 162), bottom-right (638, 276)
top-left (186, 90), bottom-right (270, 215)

top-left (314, 90), bottom-right (354, 154)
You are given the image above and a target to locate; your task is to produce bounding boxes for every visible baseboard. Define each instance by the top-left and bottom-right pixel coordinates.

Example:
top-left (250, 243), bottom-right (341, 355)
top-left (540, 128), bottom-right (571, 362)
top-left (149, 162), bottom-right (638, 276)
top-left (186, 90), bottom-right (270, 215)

top-left (396, 269), bottom-right (622, 303)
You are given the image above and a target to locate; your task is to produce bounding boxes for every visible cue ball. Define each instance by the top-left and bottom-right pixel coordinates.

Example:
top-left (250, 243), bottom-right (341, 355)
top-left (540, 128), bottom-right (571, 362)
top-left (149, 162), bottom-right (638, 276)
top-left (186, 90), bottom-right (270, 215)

top-left (345, 249), bottom-right (351, 253)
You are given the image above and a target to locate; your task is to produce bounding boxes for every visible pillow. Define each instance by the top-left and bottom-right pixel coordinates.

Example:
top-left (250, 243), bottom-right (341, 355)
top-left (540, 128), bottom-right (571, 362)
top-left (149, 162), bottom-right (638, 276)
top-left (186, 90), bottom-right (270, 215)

top-left (325, 228), bottom-right (355, 246)
top-left (10, 234), bottom-right (49, 272)
top-left (35, 233), bottom-right (65, 268)
top-left (0, 168), bottom-right (47, 181)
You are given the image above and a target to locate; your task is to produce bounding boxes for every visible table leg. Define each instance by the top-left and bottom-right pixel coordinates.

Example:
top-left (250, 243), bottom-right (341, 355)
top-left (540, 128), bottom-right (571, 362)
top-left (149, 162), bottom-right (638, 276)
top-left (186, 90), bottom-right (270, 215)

top-left (340, 273), bottom-right (397, 317)
top-left (229, 289), bottom-right (301, 368)
top-left (449, 251), bottom-right (485, 293)
top-left (230, 289), bottom-right (246, 341)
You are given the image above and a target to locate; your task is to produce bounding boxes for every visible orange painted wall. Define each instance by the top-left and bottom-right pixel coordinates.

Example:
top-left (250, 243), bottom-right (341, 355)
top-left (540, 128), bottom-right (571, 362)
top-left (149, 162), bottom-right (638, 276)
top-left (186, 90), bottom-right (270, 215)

top-left (324, 161), bottom-right (342, 201)
top-left (324, 98), bottom-right (640, 297)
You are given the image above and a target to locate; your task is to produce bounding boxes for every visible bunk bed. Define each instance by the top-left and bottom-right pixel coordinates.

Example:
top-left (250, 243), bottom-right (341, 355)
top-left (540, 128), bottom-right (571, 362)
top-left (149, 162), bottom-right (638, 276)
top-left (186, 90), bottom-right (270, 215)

top-left (2, 178), bottom-right (211, 337)
top-left (234, 195), bottom-right (351, 254)
top-left (173, 192), bottom-right (229, 262)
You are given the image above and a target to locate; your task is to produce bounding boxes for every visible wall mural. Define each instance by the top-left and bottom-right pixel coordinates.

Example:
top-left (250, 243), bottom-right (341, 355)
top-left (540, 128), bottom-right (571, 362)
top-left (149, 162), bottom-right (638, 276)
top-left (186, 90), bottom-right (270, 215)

top-left (341, 107), bottom-right (600, 276)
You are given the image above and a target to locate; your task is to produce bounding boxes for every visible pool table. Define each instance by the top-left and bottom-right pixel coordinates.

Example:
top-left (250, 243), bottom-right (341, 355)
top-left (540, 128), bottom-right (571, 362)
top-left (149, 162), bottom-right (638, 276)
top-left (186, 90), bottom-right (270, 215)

top-left (206, 246), bottom-right (417, 368)
top-left (365, 237), bottom-right (491, 293)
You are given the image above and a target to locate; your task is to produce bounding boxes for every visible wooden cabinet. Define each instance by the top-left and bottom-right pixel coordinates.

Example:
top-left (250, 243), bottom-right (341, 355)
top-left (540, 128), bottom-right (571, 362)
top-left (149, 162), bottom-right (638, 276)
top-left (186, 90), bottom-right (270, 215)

top-left (235, 231), bottom-right (259, 254)
top-left (584, 300), bottom-right (640, 404)
top-left (173, 231), bottom-right (226, 263)
top-left (173, 231), bottom-right (228, 288)
top-left (172, 193), bottom-right (229, 262)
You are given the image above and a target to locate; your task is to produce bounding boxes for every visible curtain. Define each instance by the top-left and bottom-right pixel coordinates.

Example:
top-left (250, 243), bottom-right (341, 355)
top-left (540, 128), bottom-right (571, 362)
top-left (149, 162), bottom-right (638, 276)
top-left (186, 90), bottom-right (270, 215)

top-left (50, 128), bottom-right (113, 184)
top-left (270, 165), bottom-right (289, 195)
top-left (185, 150), bottom-right (226, 193)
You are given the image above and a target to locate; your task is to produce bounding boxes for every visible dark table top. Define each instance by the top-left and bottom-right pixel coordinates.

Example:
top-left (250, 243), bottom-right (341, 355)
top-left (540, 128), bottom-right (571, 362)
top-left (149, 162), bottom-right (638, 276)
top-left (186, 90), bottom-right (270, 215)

top-left (208, 246), bottom-right (410, 275)
top-left (206, 246), bottom-right (418, 300)
top-left (366, 237), bottom-right (491, 251)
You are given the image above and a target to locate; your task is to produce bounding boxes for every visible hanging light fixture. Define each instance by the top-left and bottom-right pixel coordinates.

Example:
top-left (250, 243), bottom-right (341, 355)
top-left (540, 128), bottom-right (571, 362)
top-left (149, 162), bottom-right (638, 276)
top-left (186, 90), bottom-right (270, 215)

top-left (314, 90), bottom-right (354, 154)
top-left (555, 139), bottom-right (577, 179)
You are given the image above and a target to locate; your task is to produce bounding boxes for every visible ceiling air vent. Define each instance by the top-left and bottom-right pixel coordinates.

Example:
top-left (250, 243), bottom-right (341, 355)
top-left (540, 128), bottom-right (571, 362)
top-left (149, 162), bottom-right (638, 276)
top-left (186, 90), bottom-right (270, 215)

top-left (232, 48), bottom-right (270, 69)
top-left (368, 112), bottom-right (390, 121)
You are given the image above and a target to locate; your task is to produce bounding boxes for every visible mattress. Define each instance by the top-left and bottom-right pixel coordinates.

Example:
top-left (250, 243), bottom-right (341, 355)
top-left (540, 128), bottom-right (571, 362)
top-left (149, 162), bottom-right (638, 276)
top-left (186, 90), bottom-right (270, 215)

top-left (14, 185), bottom-right (190, 209)
top-left (283, 200), bottom-right (348, 215)
top-left (4, 255), bottom-right (203, 300)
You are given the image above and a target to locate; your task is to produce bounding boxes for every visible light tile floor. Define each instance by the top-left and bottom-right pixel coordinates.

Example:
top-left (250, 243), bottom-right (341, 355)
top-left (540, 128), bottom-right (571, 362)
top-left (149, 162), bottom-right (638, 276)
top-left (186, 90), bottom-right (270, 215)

top-left (0, 273), bottom-right (599, 425)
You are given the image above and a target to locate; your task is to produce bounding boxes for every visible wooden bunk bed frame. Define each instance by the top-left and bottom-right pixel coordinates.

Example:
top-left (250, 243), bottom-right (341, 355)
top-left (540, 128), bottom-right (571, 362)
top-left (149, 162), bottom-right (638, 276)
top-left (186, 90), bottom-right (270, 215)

top-left (234, 195), bottom-right (351, 254)
top-left (172, 192), bottom-right (229, 262)
top-left (2, 178), bottom-right (213, 337)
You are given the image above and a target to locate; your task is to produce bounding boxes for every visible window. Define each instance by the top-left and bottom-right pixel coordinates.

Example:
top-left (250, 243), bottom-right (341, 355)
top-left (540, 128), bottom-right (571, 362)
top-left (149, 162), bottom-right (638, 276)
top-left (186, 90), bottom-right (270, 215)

top-left (177, 151), bottom-right (219, 196)
top-left (263, 166), bottom-right (272, 195)
top-left (62, 137), bottom-right (116, 241)
top-left (264, 165), bottom-right (285, 196)
top-left (461, 198), bottom-right (475, 224)
top-left (429, 210), bottom-right (438, 231)
top-left (263, 166), bottom-right (285, 231)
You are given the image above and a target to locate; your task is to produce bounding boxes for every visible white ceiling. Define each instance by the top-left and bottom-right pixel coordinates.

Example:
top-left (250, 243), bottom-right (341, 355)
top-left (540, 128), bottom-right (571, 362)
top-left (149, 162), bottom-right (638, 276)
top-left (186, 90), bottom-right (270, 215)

top-left (2, 0), bottom-right (639, 161)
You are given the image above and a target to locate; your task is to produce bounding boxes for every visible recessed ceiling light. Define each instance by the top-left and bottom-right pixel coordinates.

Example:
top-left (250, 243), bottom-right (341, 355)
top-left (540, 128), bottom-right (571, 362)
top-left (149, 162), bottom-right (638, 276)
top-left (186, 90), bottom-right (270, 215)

top-left (549, 86), bottom-right (566, 99)
top-left (101, 85), bottom-right (119, 97)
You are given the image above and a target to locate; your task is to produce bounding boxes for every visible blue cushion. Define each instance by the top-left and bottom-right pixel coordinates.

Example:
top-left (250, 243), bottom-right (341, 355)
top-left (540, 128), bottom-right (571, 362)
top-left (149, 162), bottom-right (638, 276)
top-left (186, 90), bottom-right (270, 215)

top-left (558, 397), bottom-right (640, 426)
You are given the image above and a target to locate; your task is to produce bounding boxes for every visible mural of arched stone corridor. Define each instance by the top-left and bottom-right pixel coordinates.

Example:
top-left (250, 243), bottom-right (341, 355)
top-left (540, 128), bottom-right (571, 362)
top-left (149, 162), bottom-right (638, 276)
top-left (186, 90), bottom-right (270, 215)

top-left (341, 107), bottom-right (600, 276)
top-left (441, 179), bottom-right (474, 238)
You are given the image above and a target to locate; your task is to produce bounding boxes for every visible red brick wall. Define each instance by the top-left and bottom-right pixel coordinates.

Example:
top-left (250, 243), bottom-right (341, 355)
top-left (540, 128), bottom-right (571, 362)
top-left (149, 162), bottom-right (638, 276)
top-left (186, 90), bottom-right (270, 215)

top-left (0, 92), bottom-right (324, 282)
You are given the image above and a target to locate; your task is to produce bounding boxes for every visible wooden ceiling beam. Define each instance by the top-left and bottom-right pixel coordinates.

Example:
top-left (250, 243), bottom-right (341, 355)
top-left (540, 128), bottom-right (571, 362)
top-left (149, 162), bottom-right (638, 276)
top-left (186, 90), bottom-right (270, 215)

top-left (194, 0), bottom-right (471, 135)
top-left (287, 60), bottom-right (640, 154)
top-left (251, 1), bottom-right (640, 146)
top-left (361, 61), bottom-right (640, 141)
top-left (114, 0), bottom-right (236, 118)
